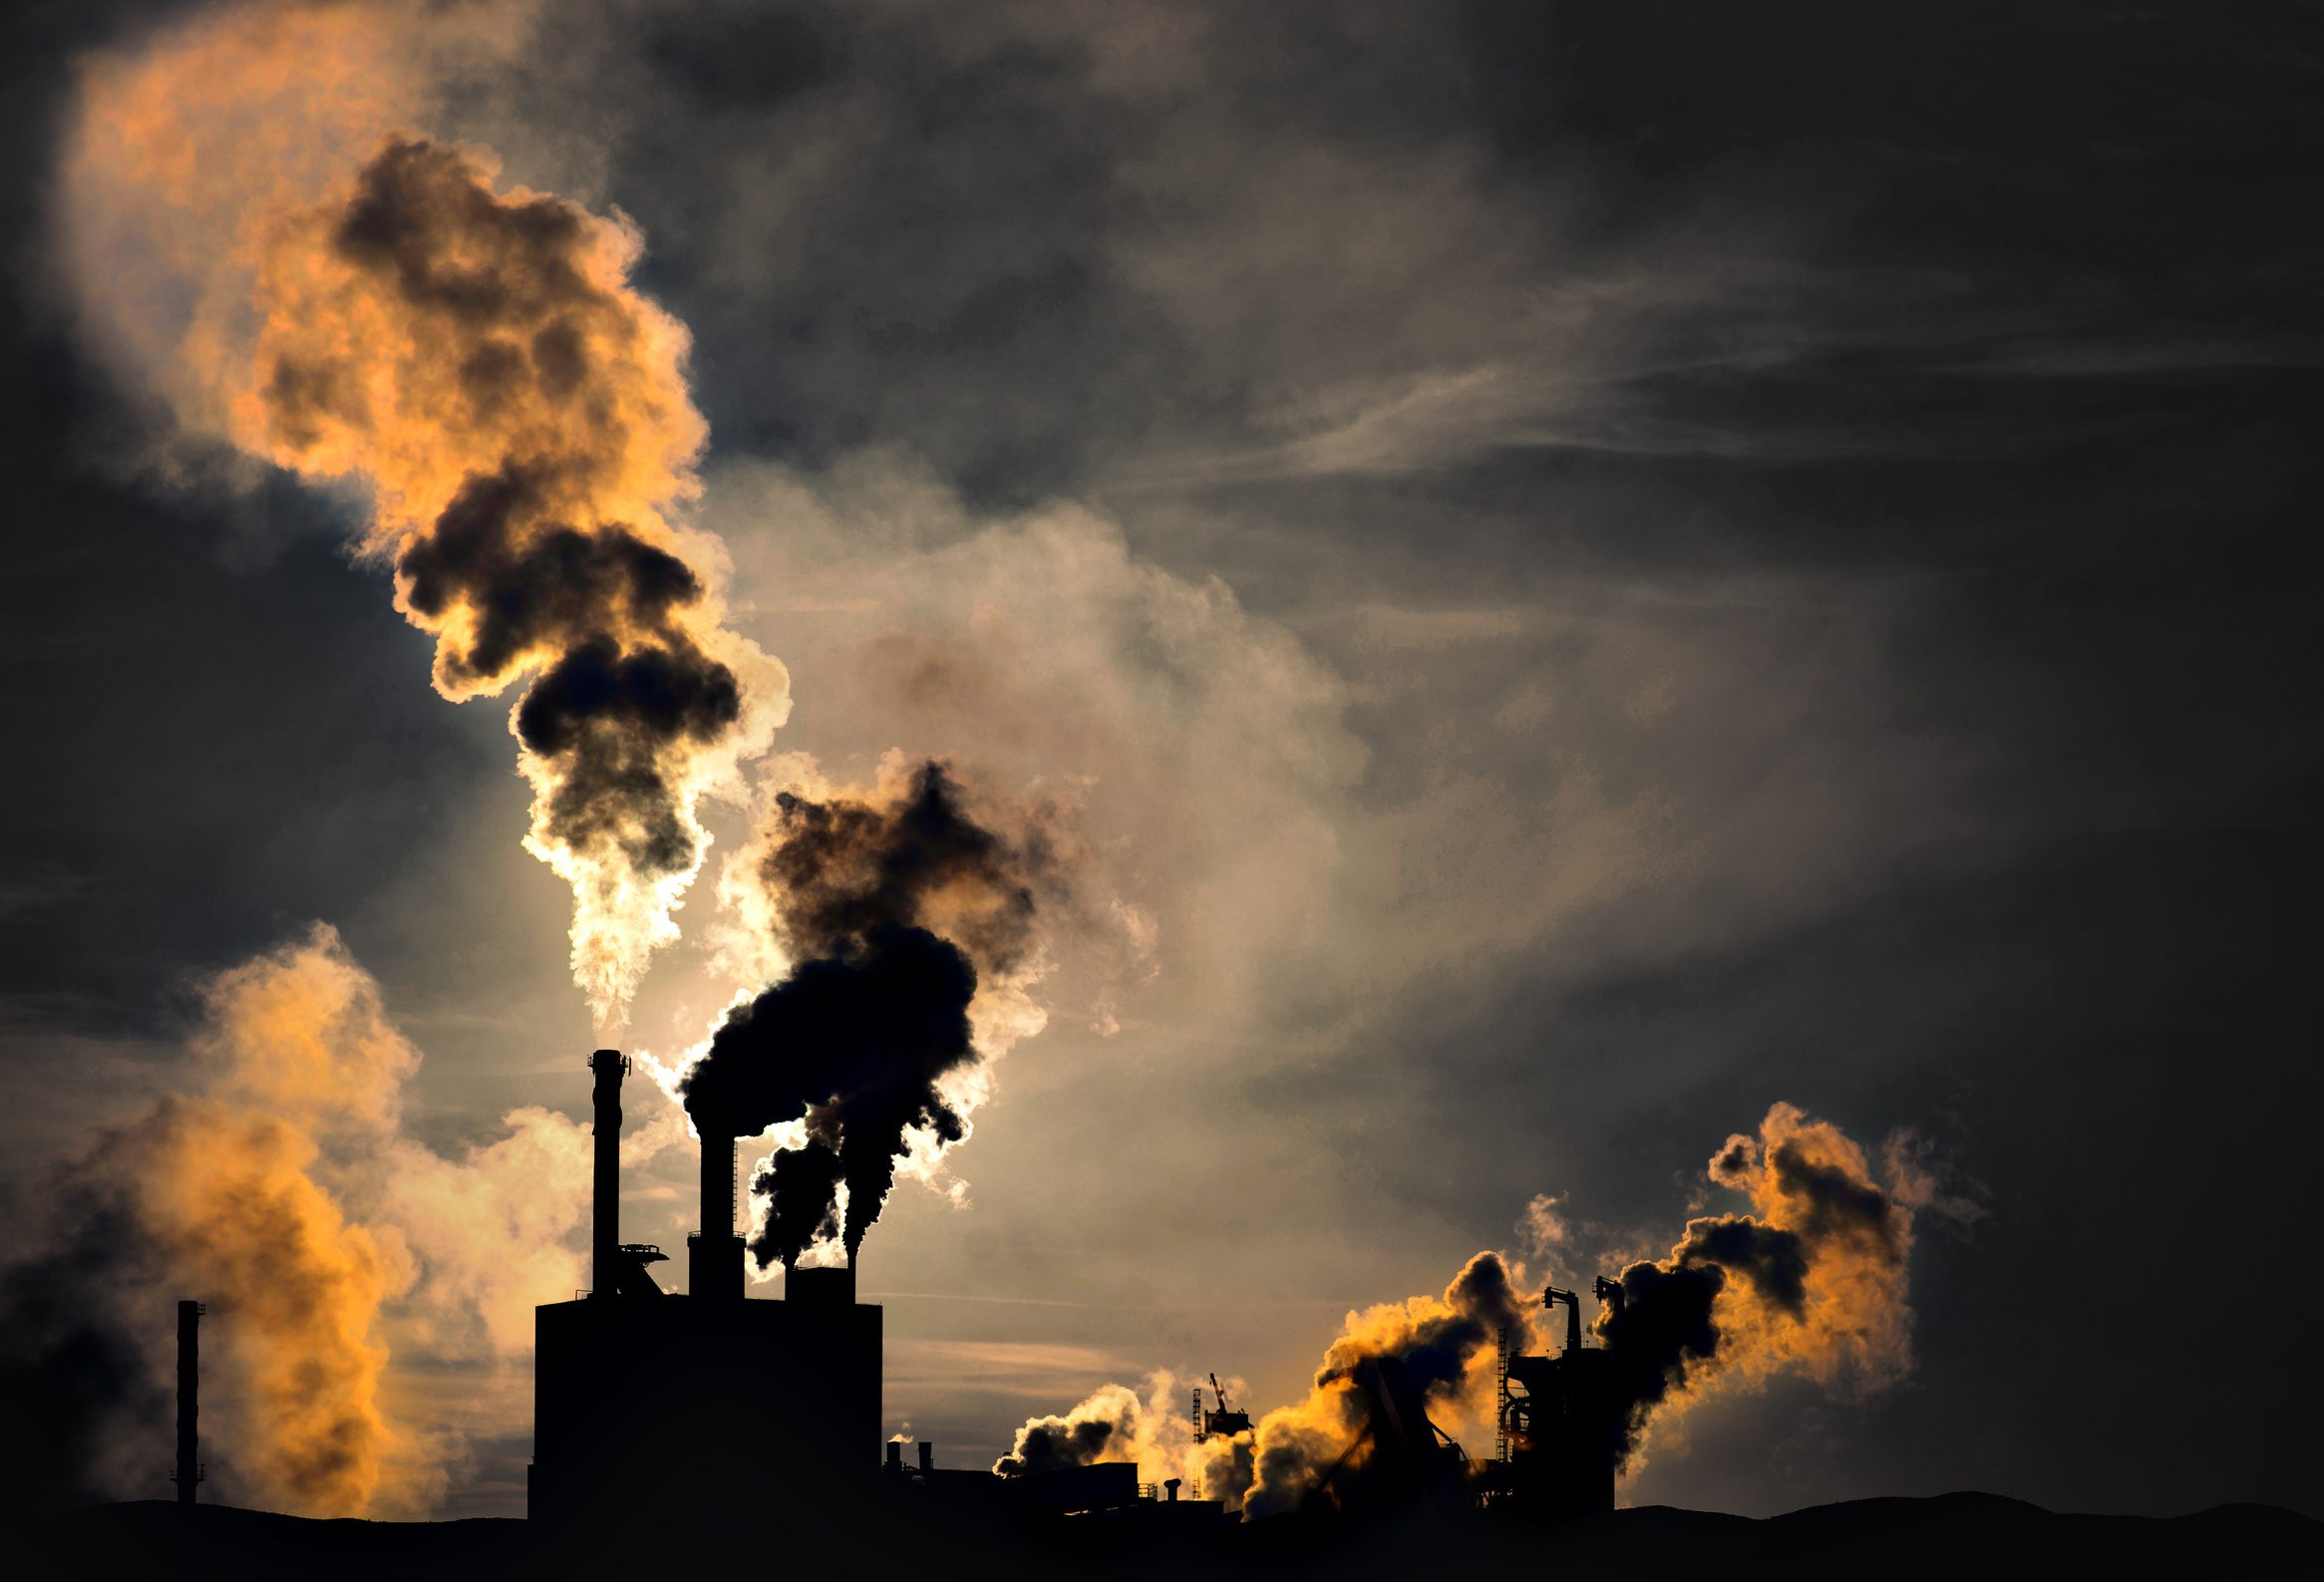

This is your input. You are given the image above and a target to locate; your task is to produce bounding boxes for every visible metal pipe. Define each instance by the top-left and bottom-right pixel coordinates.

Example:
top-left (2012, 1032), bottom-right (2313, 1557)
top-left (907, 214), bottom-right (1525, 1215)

top-left (175, 1299), bottom-right (200, 1504)
top-left (1545, 1286), bottom-right (1583, 1355)
top-left (588, 1050), bottom-right (627, 1298)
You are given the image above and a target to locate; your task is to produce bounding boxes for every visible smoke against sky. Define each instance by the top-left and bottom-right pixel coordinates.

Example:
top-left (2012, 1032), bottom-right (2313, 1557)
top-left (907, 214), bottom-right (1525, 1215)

top-left (2, 0), bottom-right (2319, 1524)
top-left (0, 925), bottom-right (647, 1518)
top-left (999, 1104), bottom-right (1953, 1515)
top-left (61, 0), bottom-right (785, 1029)
top-left (687, 760), bottom-right (1064, 1267)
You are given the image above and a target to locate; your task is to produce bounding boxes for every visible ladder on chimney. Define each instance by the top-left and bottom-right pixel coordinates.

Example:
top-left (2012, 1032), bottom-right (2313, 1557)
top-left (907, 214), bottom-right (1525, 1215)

top-left (1494, 1324), bottom-right (1511, 1464)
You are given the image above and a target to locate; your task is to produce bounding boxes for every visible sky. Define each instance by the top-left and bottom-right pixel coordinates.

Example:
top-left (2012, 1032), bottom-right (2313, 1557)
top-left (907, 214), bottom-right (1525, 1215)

top-left (3, 0), bottom-right (2320, 1524)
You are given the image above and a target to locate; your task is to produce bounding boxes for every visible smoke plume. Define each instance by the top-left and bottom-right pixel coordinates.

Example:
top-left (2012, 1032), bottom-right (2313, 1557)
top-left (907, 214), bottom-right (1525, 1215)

top-left (994, 1382), bottom-right (1148, 1478)
top-left (993, 1374), bottom-right (1256, 1507)
top-left (0, 925), bottom-right (640, 1517)
top-left (1241, 1252), bottom-right (1531, 1518)
top-left (1589, 1103), bottom-right (1927, 1466)
top-left (999, 1106), bottom-right (1950, 1520)
top-left (684, 761), bottom-right (1058, 1266)
top-left (63, 3), bottom-right (784, 1027)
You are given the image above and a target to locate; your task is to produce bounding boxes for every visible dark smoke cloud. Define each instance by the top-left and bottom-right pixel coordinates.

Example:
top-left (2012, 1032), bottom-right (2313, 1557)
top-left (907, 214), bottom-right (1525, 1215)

top-left (516, 633), bottom-right (741, 872)
top-left (994, 1404), bottom-right (1130, 1478)
top-left (1767, 1138), bottom-right (1904, 1255)
top-left (1243, 1251), bottom-right (1526, 1516)
top-left (686, 924), bottom-right (975, 1261)
top-left (1591, 1107), bottom-right (1917, 1467)
top-left (401, 461), bottom-right (745, 878)
top-left (685, 761), bottom-right (1056, 1264)
top-left (296, 136), bottom-right (754, 891)
top-left (400, 465), bottom-right (708, 688)
top-left (211, 125), bottom-right (779, 1021)
top-left (760, 760), bottom-right (1052, 972)
top-left (754, 1131), bottom-right (844, 1271)
top-left (1317, 1249), bottom-right (1528, 1396)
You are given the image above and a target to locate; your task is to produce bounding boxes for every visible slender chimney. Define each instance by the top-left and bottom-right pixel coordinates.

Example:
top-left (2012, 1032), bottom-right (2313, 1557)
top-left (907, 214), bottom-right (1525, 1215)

top-left (918, 1441), bottom-right (932, 1474)
top-left (174, 1299), bottom-right (201, 1505)
top-left (885, 1440), bottom-right (902, 1472)
top-left (588, 1050), bottom-right (627, 1298)
top-left (689, 1110), bottom-right (741, 1300)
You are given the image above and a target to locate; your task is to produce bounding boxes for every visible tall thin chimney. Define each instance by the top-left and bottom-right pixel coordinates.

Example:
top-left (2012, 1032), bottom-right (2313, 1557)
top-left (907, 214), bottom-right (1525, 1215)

top-left (174, 1299), bottom-right (201, 1505)
top-left (689, 1109), bottom-right (742, 1300)
top-left (588, 1050), bottom-right (627, 1298)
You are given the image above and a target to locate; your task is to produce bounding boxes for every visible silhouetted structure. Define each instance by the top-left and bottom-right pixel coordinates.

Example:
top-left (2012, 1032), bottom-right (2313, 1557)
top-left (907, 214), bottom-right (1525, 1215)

top-left (529, 1051), bottom-right (881, 1529)
top-left (1306, 1355), bottom-right (1471, 1514)
top-left (1197, 1372), bottom-right (1251, 1441)
top-left (172, 1299), bottom-right (202, 1505)
top-left (587, 1049), bottom-right (624, 1301)
top-left (1488, 1277), bottom-right (1624, 1518)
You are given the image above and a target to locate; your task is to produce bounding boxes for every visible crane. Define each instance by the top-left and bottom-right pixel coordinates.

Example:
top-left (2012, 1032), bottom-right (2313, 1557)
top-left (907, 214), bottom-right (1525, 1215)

top-left (1200, 1372), bottom-right (1252, 1439)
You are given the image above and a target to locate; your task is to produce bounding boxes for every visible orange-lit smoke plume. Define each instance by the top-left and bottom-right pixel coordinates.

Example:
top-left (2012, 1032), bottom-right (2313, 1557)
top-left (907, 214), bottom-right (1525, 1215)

top-left (681, 756), bottom-right (1071, 1275)
top-left (998, 1106), bottom-right (1953, 1519)
top-left (992, 1373), bottom-right (1255, 1509)
top-left (61, 1), bottom-right (785, 1027)
top-left (1588, 1102), bottom-right (1942, 1469)
top-left (992, 1257), bottom-right (1530, 1518)
top-left (0, 926), bottom-right (642, 1516)
top-left (1238, 1252), bottom-right (1533, 1518)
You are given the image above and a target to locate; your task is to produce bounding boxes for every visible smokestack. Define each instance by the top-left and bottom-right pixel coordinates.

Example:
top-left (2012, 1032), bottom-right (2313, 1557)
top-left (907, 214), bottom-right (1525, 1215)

top-left (689, 1111), bottom-right (741, 1300)
top-left (886, 1440), bottom-right (903, 1472)
top-left (588, 1050), bottom-right (627, 1298)
top-left (174, 1299), bottom-right (201, 1505)
top-left (918, 1441), bottom-right (932, 1474)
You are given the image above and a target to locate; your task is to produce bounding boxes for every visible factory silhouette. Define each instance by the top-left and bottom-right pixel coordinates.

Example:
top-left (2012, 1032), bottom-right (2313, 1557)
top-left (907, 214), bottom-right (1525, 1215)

top-left (526, 1047), bottom-right (1624, 1533)
top-left (67, 1045), bottom-right (2319, 1580)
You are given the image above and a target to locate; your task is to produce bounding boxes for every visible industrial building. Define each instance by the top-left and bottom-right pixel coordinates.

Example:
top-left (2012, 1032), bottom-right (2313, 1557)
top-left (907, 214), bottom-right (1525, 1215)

top-left (1487, 1280), bottom-right (1626, 1518)
top-left (525, 1047), bottom-right (1618, 1533)
top-left (528, 1051), bottom-right (882, 1526)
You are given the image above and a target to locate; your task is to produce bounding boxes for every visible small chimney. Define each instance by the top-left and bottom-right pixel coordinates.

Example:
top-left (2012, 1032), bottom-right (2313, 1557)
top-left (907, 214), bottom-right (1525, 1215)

top-left (1164, 1477), bottom-right (1180, 1503)
top-left (885, 1440), bottom-right (903, 1472)
top-left (918, 1441), bottom-right (932, 1473)
top-left (588, 1051), bottom-right (626, 1299)
top-left (174, 1299), bottom-right (202, 1505)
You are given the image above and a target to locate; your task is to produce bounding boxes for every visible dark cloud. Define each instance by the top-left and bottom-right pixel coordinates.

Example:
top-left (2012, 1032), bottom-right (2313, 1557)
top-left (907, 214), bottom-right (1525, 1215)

top-left (684, 760), bottom-right (1055, 1263)
top-left (686, 924), bottom-right (976, 1261)
top-left (402, 466), bottom-right (708, 687)
top-left (1765, 1141), bottom-right (1901, 1259)
top-left (993, 1403), bottom-right (1128, 1479)
top-left (285, 137), bottom-right (749, 899)
top-left (759, 760), bottom-right (1052, 973)
top-left (752, 1131), bottom-right (842, 1272)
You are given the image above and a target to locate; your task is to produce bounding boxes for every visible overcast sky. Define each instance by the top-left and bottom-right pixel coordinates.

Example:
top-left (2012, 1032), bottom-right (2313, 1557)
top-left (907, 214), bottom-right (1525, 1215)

top-left (3, 0), bottom-right (2319, 1521)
